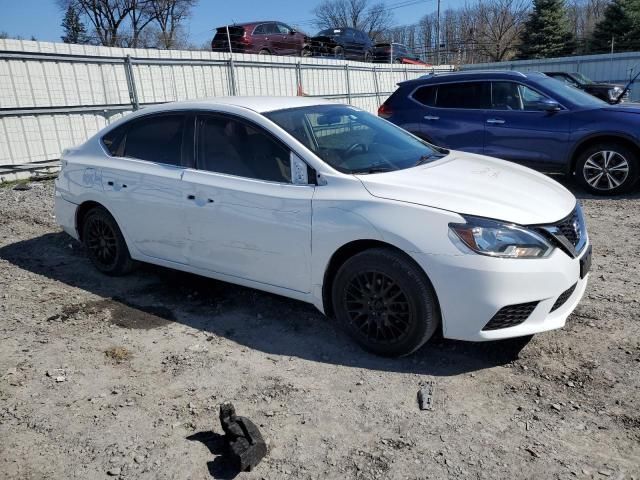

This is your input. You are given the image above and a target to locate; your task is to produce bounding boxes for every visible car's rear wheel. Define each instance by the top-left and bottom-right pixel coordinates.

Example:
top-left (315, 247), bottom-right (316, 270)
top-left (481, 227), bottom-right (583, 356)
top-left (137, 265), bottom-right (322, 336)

top-left (301, 47), bottom-right (312, 57)
top-left (82, 206), bottom-right (135, 276)
top-left (332, 248), bottom-right (440, 357)
top-left (364, 51), bottom-right (372, 62)
top-left (575, 143), bottom-right (638, 195)
top-left (258, 49), bottom-right (271, 55)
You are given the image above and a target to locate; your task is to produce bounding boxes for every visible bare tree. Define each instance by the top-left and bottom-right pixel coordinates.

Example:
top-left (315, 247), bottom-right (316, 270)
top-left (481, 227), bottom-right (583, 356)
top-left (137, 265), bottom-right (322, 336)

top-left (313, 0), bottom-right (394, 39)
top-left (126, 0), bottom-right (156, 47)
top-left (471, 0), bottom-right (529, 62)
top-left (151, 0), bottom-right (196, 49)
top-left (59, 0), bottom-right (134, 46)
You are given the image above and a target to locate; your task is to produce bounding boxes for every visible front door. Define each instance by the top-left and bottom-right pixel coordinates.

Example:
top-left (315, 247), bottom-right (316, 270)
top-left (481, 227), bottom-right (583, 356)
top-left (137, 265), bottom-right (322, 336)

top-left (183, 113), bottom-right (314, 293)
top-left (483, 81), bottom-right (571, 170)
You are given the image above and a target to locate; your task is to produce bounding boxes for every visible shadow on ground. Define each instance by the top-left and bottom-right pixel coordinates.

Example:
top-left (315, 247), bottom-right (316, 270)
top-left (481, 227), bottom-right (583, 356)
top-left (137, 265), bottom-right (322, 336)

top-left (187, 432), bottom-right (240, 480)
top-left (0, 231), bottom-right (536, 377)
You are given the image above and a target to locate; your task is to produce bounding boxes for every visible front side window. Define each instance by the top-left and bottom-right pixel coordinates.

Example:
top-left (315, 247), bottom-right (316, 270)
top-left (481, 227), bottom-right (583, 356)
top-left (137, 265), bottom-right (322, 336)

top-left (263, 23), bottom-right (278, 35)
top-left (265, 105), bottom-right (446, 174)
top-left (491, 82), bottom-right (551, 111)
top-left (253, 24), bottom-right (265, 35)
top-left (198, 115), bottom-right (291, 183)
top-left (435, 82), bottom-right (490, 109)
top-left (276, 23), bottom-right (291, 34)
top-left (102, 114), bottom-right (186, 166)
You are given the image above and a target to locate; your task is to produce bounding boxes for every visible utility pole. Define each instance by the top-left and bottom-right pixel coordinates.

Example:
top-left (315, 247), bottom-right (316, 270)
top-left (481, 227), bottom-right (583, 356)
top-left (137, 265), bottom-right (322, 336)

top-left (435, 0), bottom-right (441, 66)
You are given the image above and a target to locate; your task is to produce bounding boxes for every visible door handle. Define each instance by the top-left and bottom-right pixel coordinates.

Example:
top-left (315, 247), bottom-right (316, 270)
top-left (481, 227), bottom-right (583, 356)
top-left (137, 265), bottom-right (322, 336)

top-left (486, 118), bottom-right (505, 124)
top-left (423, 115), bottom-right (439, 121)
top-left (107, 181), bottom-right (114, 186)
top-left (207, 198), bottom-right (214, 203)
top-left (187, 194), bottom-right (196, 200)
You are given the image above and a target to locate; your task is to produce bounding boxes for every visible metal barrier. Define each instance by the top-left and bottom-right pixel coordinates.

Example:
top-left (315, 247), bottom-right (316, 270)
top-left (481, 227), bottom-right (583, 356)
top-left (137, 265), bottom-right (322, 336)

top-left (0, 39), bottom-right (452, 174)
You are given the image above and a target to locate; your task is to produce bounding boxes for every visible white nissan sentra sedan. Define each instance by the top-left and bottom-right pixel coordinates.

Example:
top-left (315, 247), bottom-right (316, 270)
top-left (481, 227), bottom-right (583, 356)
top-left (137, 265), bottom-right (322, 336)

top-left (54, 96), bottom-right (591, 356)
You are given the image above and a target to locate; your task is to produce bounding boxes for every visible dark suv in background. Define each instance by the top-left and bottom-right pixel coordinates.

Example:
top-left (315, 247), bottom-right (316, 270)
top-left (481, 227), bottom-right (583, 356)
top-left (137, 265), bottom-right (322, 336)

top-left (379, 71), bottom-right (640, 195)
top-left (544, 71), bottom-right (629, 104)
top-left (307, 27), bottom-right (373, 61)
top-left (211, 21), bottom-right (307, 56)
top-left (372, 42), bottom-right (421, 64)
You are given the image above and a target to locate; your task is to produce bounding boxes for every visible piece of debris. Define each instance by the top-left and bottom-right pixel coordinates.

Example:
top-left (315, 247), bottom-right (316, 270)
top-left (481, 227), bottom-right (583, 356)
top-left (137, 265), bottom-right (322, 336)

top-left (219, 402), bottom-right (267, 472)
top-left (551, 403), bottom-right (562, 411)
top-left (106, 467), bottom-right (121, 476)
top-left (417, 381), bottom-right (434, 411)
top-left (13, 182), bottom-right (32, 191)
top-left (105, 346), bottom-right (132, 363)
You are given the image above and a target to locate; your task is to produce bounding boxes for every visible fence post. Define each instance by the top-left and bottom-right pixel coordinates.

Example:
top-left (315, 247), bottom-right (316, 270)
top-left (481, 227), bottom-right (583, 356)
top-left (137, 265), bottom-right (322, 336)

top-left (404, 65), bottom-right (408, 81)
top-left (373, 66), bottom-right (381, 105)
top-left (124, 55), bottom-right (140, 110)
top-left (228, 56), bottom-right (238, 96)
top-left (345, 63), bottom-right (351, 104)
top-left (296, 61), bottom-right (303, 95)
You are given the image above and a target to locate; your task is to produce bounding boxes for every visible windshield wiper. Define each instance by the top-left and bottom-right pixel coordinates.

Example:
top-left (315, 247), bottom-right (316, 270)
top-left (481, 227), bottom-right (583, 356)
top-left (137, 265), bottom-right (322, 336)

top-left (414, 153), bottom-right (442, 166)
top-left (351, 166), bottom-right (393, 174)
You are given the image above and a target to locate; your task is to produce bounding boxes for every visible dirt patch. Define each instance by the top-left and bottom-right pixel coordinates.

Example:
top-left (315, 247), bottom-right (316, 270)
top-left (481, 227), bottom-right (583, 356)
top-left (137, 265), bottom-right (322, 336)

top-left (1, 179), bottom-right (639, 479)
top-left (104, 346), bottom-right (132, 364)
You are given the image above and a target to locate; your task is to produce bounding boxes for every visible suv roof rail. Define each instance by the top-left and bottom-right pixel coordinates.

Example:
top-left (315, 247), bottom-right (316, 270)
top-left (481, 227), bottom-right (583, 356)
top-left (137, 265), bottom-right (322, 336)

top-left (420, 70), bottom-right (528, 79)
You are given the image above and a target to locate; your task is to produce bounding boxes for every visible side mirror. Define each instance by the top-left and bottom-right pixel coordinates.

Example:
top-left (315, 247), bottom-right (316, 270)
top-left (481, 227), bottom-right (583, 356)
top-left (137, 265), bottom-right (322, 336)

top-left (535, 99), bottom-right (561, 112)
top-left (289, 29), bottom-right (296, 35)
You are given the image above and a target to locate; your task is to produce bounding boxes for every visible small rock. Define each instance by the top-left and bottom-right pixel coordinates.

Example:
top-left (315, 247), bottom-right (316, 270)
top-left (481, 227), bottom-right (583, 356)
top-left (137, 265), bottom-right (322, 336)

top-left (551, 403), bottom-right (562, 411)
top-left (55, 376), bottom-right (66, 383)
top-left (107, 467), bottom-right (121, 476)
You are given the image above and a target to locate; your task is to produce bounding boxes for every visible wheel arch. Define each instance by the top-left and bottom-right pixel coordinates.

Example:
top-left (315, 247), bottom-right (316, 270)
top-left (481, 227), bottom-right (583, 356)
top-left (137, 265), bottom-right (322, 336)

top-left (569, 133), bottom-right (640, 176)
top-left (321, 239), bottom-right (440, 318)
top-left (75, 200), bottom-right (119, 242)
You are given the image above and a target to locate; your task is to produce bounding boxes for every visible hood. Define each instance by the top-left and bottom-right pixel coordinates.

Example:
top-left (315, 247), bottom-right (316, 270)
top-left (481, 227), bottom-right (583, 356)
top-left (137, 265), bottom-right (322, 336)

top-left (356, 152), bottom-right (576, 225)
top-left (603, 102), bottom-right (640, 113)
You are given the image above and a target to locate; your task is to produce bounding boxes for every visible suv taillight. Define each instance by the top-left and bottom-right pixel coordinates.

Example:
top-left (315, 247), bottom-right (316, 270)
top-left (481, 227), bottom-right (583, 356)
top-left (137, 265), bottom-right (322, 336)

top-left (378, 102), bottom-right (393, 118)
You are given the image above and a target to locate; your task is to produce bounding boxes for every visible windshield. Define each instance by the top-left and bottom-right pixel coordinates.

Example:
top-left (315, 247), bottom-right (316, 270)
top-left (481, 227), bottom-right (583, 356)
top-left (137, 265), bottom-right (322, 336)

top-left (538, 76), bottom-right (607, 107)
top-left (265, 105), bottom-right (446, 174)
top-left (572, 72), bottom-right (594, 84)
top-left (318, 28), bottom-right (341, 36)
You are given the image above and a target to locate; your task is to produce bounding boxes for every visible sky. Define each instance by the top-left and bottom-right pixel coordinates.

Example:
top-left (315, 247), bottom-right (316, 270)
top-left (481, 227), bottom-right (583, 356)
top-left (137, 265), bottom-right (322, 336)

top-left (0, 0), bottom-right (467, 45)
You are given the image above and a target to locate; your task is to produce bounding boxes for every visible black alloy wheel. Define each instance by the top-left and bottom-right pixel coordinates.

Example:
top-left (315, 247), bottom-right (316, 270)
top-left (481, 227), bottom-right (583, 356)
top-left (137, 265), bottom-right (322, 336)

top-left (82, 206), bottom-right (135, 276)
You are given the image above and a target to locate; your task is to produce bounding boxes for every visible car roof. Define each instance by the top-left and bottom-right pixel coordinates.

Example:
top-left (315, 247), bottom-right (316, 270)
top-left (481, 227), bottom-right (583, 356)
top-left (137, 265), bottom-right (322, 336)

top-left (399, 70), bottom-right (548, 86)
top-left (127, 96), bottom-right (339, 116)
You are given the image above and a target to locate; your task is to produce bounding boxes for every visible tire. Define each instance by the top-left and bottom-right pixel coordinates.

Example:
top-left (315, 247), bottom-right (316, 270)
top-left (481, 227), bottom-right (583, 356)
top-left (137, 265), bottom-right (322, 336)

top-left (331, 248), bottom-right (440, 357)
top-left (364, 51), bottom-right (372, 63)
top-left (81, 206), bottom-right (135, 276)
top-left (301, 47), bottom-right (312, 57)
top-left (333, 46), bottom-right (344, 59)
top-left (258, 49), bottom-right (270, 55)
top-left (575, 143), bottom-right (639, 195)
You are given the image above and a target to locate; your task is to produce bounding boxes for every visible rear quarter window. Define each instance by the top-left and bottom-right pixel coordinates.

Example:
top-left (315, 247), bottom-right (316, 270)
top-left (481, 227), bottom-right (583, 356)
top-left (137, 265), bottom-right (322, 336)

top-left (412, 85), bottom-right (436, 107)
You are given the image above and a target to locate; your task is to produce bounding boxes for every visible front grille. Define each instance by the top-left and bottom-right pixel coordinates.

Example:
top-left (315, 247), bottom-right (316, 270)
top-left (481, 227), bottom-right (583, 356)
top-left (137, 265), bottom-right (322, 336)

top-left (550, 283), bottom-right (577, 312)
top-left (482, 301), bottom-right (539, 331)
top-left (554, 209), bottom-right (580, 247)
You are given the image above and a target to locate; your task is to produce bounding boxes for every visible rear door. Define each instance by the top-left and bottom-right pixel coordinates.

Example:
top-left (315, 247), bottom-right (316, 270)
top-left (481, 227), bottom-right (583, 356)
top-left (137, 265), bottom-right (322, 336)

top-left (411, 81), bottom-right (489, 154)
top-left (483, 81), bottom-right (571, 170)
top-left (182, 113), bottom-right (314, 292)
top-left (100, 113), bottom-right (191, 264)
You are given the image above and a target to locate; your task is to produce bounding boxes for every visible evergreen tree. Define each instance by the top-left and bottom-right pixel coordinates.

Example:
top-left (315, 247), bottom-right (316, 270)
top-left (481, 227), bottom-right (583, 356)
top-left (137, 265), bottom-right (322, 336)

top-left (517, 0), bottom-right (576, 59)
top-left (61, 6), bottom-right (88, 44)
top-left (589, 0), bottom-right (640, 53)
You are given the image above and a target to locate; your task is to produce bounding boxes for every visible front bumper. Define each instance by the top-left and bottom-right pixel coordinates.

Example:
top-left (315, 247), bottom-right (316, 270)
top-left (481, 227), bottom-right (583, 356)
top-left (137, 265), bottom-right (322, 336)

top-left (412, 244), bottom-right (590, 341)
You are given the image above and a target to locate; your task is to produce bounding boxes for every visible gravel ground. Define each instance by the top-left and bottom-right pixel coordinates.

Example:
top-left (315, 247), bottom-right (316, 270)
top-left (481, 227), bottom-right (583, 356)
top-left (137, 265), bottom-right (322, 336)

top-left (0, 178), bottom-right (639, 480)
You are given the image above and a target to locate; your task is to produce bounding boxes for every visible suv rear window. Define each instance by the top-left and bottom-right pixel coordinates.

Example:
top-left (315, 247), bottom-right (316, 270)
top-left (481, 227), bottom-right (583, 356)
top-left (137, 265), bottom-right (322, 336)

top-left (436, 82), bottom-right (490, 109)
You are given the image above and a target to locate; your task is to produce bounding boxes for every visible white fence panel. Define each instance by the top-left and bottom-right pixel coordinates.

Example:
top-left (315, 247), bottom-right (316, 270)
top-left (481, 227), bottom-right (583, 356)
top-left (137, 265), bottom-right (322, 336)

top-left (0, 38), bottom-right (448, 174)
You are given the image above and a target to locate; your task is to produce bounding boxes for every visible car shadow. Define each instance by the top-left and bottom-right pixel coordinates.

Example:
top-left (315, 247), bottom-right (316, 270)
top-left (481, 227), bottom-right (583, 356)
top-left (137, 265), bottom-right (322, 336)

top-left (0, 232), bottom-right (534, 377)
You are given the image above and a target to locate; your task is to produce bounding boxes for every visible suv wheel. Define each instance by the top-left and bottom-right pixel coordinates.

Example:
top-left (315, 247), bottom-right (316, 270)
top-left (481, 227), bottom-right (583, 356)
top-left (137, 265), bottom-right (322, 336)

top-left (332, 248), bottom-right (440, 357)
top-left (258, 49), bottom-right (270, 55)
top-left (575, 143), bottom-right (638, 195)
top-left (82, 206), bottom-right (135, 276)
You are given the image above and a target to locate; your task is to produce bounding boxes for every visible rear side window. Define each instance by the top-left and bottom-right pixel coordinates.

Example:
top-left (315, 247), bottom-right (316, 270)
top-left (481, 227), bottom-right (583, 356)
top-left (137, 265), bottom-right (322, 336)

top-left (436, 82), bottom-right (490, 109)
top-left (412, 86), bottom-right (436, 107)
top-left (103, 114), bottom-right (186, 166)
top-left (253, 24), bottom-right (265, 35)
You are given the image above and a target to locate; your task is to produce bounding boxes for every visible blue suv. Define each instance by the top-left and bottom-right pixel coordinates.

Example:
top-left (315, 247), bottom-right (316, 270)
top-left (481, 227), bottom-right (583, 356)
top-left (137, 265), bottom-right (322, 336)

top-left (379, 71), bottom-right (640, 195)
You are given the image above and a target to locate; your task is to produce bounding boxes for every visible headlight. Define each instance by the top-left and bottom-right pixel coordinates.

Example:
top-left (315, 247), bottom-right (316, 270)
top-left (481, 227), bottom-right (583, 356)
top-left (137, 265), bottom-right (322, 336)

top-left (449, 216), bottom-right (553, 258)
top-left (608, 87), bottom-right (622, 101)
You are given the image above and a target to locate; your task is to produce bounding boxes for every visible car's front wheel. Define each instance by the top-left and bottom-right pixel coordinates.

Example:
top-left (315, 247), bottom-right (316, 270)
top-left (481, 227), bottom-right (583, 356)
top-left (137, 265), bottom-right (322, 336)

top-left (575, 143), bottom-right (639, 195)
top-left (82, 206), bottom-right (135, 276)
top-left (332, 248), bottom-right (440, 357)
